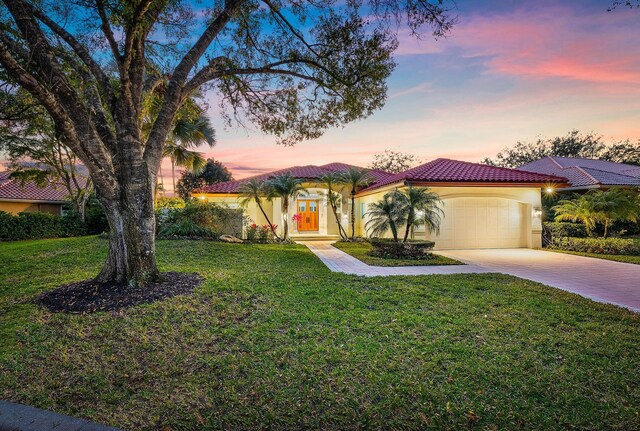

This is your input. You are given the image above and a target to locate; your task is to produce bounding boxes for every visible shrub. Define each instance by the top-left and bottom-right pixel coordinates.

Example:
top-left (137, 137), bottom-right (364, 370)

top-left (157, 219), bottom-right (215, 239)
top-left (548, 237), bottom-right (640, 255)
top-left (245, 223), bottom-right (276, 243)
top-left (157, 202), bottom-right (243, 239)
top-left (0, 211), bottom-right (87, 241)
top-left (368, 238), bottom-right (436, 260)
top-left (544, 222), bottom-right (587, 239)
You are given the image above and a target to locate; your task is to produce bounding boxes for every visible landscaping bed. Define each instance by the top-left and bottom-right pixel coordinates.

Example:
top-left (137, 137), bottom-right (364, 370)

top-left (0, 237), bottom-right (638, 430)
top-left (333, 240), bottom-right (461, 266)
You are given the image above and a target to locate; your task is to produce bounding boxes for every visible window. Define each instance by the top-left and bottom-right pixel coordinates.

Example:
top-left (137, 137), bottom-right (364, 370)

top-left (309, 201), bottom-right (317, 212)
top-left (298, 201), bottom-right (306, 212)
top-left (361, 202), bottom-right (366, 219)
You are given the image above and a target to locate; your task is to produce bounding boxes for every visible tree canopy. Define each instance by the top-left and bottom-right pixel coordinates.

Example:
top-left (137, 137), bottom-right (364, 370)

top-left (369, 149), bottom-right (420, 173)
top-left (0, 0), bottom-right (457, 285)
top-left (483, 130), bottom-right (640, 168)
top-left (176, 158), bottom-right (233, 201)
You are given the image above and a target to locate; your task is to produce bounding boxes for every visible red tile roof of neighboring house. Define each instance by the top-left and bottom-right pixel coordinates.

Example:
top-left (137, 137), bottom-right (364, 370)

top-left (0, 171), bottom-right (71, 202)
top-left (359, 158), bottom-right (568, 193)
top-left (196, 162), bottom-right (392, 194)
top-left (517, 156), bottom-right (640, 188)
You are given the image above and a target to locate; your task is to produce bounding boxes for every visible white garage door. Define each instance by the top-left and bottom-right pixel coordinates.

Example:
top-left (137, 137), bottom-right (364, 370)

top-left (431, 197), bottom-right (527, 250)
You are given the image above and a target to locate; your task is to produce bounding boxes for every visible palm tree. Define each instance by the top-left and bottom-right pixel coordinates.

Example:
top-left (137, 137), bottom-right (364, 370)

top-left (238, 178), bottom-right (280, 239)
top-left (553, 193), bottom-right (600, 236)
top-left (395, 186), bottom-right (443, 242)
top-left (340, 167), bottom-right (372, 239)
top-left (554, 189), bottom-right (639, 238)
top-left (163, 114), bottom-right (216, 193)
top-left (319, 172), bottom-right (348, 240)
top-left (591, 188), bottom-right (638, 238)
top-left (266, 173), bottom-right (307, 241)
top-left (365, 191), bottom-right (406, 242)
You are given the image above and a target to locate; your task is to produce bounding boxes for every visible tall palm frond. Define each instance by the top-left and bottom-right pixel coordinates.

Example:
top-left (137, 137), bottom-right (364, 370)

top-left (339, 167), bottom-right (373, 239)
top-left (395, 186), bottom-right (443, 242)
top-left (365, 191), bottom-right (406, 242)
top-left (238, 178), bottom-right (280, 239)
top-left (266, 173), bottom-right (307, 240)
top-left (319, 171), bottom-right (348, 240)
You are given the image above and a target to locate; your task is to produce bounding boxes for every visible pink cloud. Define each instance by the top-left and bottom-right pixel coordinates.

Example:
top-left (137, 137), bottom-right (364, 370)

top-left (397, 5), bottom-right (640, 85)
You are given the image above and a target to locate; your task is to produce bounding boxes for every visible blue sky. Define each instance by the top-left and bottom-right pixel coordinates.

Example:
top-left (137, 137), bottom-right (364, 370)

top-left (186, 0), bottom-right (640, 181)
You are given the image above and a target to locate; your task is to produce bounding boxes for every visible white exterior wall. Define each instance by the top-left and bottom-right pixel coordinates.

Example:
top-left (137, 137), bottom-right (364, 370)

top-left (356, 186), bottom-right (543, 249)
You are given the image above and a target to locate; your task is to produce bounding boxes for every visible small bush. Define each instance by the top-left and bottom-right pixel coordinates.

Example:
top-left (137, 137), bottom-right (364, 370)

top-left (544, 222), bottom-right (587, 238)
top-left (245, 223), bottom-right (276, 243)
top-left (548, 237), bottom-right (640, 255)
top-left (157, 202), bottom-right (243, 239)
top-left (368, 238), bottom-right (436, 260)
top-left (0, 211), bottom-right (87, 241)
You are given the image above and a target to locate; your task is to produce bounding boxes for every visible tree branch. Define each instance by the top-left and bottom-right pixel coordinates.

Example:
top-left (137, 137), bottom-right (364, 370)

top-left (27, 3), bottom-right (115, 108)
top-left (144, 0), bottom-right (244, 167)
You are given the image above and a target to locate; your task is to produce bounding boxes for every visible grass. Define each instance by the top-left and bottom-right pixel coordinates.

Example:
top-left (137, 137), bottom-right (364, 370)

top-left (547, 248), bottom-right (640, 265)
top-left (0, 237), bottom-right (638, 430)
top-left (332, 241), bottom-right (462, 266)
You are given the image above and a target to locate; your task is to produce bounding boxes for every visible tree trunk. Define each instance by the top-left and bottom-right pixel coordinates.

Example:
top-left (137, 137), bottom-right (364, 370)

top-left (282, 199), bottom-right (289, 240)
top-left (171, 161), bottom-right (176, 197)
top-left (604, 220), bottom-right (609, 238)
top-left (95, 178), bottom-right (160, 286)
top-left (256, 198), bottom-right (280, 239)
top-left (390, 222), bottom-right (398, 242)
top-left (403, 210), bottom-right (414, 243)
top-left (350, 192), bottom-right (356, 239)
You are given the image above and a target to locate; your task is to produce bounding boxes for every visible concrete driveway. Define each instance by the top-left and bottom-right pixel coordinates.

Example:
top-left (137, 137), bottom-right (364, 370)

top-left (437, 248), bottom-right (640, 312)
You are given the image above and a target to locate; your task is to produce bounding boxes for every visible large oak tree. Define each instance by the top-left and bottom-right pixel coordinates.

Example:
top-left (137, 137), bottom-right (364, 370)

top-left (0, 0), bottom-right (455, 286)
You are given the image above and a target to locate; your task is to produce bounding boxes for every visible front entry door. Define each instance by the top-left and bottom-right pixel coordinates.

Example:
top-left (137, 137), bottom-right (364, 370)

top-left (297, 200), bottom-right (319, 231)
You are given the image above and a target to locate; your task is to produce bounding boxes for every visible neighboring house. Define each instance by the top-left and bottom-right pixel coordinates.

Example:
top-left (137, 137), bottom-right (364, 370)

top-left (195, 159), bottom-right (567, 250)
top-left (0, 171), bottom-right (69, 215)
top-left (517, 156), bottom-right (640, 191)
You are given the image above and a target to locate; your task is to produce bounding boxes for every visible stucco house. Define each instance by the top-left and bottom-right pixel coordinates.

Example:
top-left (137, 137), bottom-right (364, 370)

top-left (194, 158), bottom-right (567, 249)
top-left (517, 156), bottom-right (640, 192)
top-left (0, 171), bottom-right (69, 215)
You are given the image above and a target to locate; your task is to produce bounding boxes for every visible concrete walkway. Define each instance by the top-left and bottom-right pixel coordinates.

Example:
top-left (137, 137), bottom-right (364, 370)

top-left (300, 241), bottom-right (640, 312)
top-left (299, 241), bottom-right (492, 276)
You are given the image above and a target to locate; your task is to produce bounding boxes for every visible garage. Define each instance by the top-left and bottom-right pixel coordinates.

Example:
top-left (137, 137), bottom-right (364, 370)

top-left (431, 197), bottom-right (527, 250)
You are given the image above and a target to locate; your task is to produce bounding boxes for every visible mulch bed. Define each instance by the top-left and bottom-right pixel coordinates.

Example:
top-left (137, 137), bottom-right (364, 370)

top-left (37, 272), bottom-right (203, 314)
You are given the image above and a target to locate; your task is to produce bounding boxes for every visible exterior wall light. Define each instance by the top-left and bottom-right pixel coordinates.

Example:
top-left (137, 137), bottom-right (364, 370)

top-left (532, 207), bottom-right (542, 218)
top-left (545, 187), bottom-right (554, 194)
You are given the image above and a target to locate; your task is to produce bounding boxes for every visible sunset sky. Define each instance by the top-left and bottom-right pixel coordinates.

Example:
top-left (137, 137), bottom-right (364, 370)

top-left (162, 0), bottom-right (638, 186)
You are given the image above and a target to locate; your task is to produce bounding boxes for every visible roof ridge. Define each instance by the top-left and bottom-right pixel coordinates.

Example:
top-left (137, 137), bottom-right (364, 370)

top-left (572, 166), bottom-right (600, 185)
top-left (579, 166), bottom-right (640, 180)
top-left (546, 156), bottom-right (564, 168)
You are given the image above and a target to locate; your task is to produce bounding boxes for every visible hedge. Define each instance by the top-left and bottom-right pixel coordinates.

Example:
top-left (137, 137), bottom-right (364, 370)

top-left (547, 237), bottom-right (640, 256)
top-left (0, 211), bottom-right (87, 241)
top-left (543, 222), bottom-right (587, 239)
top-left (368, 238), bottom-right (436, 260)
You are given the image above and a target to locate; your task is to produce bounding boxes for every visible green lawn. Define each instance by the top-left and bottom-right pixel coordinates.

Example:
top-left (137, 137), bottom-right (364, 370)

top-left (548, 248), bottom-right (640, 265)
top-left (333, 241), bottom-right (462, 266)
top-left (1, 237), bottom-right (639, 430)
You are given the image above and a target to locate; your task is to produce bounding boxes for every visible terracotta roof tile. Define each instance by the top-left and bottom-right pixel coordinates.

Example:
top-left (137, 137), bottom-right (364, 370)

top-left (196, 162), bottom-right (392, 194)
top-left (0, 171), bottom-right (72, 202)
top-left (360, 158), bottom-right (568, 193)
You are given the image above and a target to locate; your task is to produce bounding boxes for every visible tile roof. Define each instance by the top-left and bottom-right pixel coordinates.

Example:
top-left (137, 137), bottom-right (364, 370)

top-left (360, 158), bottom-right (568, 193)
top-left (0, 171), bottom-right (71, 202)
top-left (517, 156), bottom-right (640, 188)
top-left (196, 163), bottom-right (393, 194)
